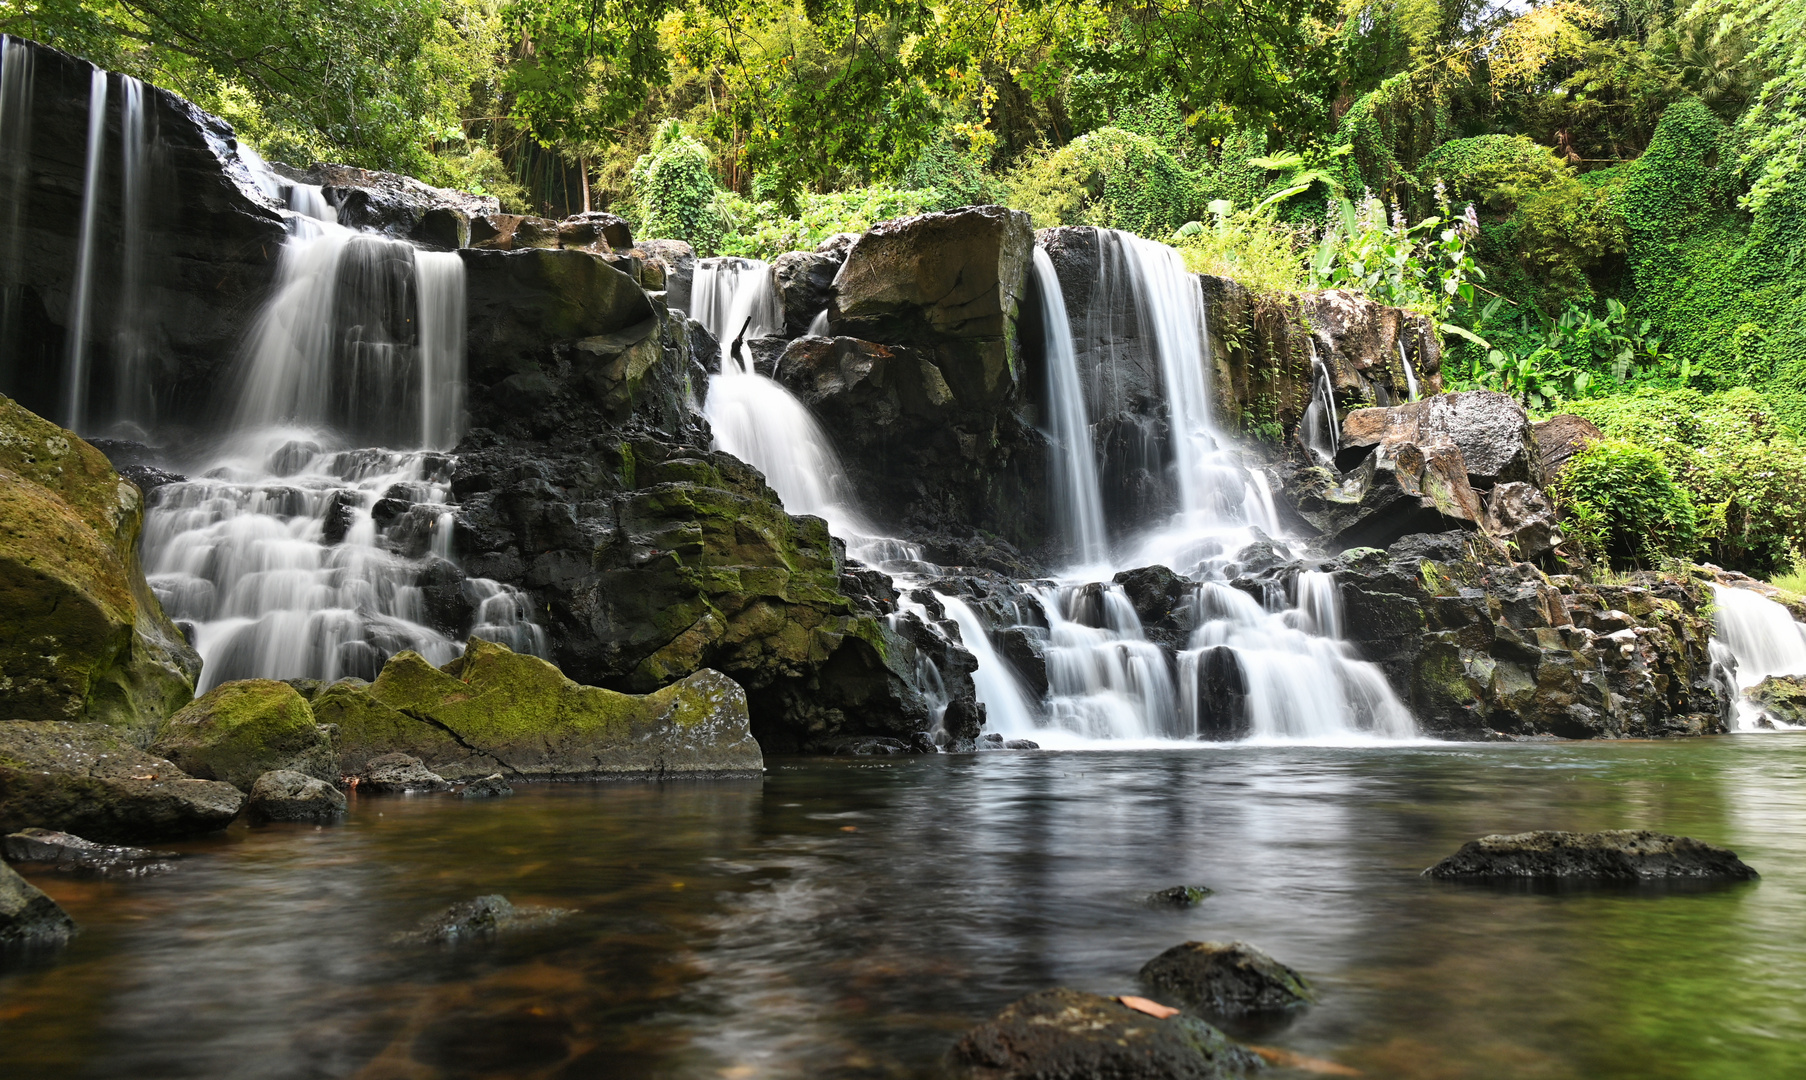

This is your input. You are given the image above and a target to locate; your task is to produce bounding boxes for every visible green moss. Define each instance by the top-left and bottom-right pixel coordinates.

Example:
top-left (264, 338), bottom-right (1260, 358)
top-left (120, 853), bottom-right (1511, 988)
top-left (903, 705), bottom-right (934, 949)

top-left (149, 679), bottom-right (332, 790)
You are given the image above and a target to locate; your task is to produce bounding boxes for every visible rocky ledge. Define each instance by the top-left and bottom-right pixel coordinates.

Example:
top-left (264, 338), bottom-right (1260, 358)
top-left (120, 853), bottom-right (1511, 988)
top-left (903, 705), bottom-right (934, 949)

top-left (1425, 830), bottom-right (1759, 880)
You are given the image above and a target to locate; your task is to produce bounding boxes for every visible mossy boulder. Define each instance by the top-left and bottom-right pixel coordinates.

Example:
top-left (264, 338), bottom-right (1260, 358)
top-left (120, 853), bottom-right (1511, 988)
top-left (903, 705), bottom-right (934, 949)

top-left (1745, 675), bottom-right (1806, 727)
top-left (315, 637), bottom-right (763, 780)
top-left (0, 720), bottom-right (245, 841)
top-left (0, 395), bottom-right (201, 736)
top-left (1139, 941), bottom-right (1316, 1016)
top-left (1, 859), bottom-right (76, 948)
top-left (946, 988), bottom-right (1261, 1080)
top-left (149, 680), bottom-right (336, 790)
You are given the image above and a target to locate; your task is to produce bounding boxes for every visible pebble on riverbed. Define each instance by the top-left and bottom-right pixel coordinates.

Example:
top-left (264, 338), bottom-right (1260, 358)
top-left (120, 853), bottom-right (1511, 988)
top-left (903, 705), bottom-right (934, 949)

top-left (945, 987), bottom-right (1261, 1079)
top-left (3, 828), bottom-right (178, 875)
top-left (1145, 885), bottom-right (1214, 909)
top-left (1424, 830), bottom-right (1759, 881)
top-left (396, 895), bottom-right (573, 945)
top-left (1139, 941), bottom-right (1316, 1016)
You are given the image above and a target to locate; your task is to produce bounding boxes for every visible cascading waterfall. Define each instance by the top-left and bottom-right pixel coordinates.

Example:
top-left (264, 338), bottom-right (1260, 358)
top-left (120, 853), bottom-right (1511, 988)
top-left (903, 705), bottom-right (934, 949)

top-left (1299, 344), bottom-right (1340, 468)
top-left (0, 36), bottom-right (34, 390)
top-left (934, 594), bottom-right (1038, 738)
top-left (1710, 584), bottom-right (1806, 730)
top-left (60, 68), bottom-right (107, 433)
top-left (108, 75), bottom-right (156, 435)
top-left (1034, 247), bottom-right (1109, 569)
top-left (1037, 583), bottom-right (1179, 740)
top-left (1398, 338), bottom-right (1420, 401)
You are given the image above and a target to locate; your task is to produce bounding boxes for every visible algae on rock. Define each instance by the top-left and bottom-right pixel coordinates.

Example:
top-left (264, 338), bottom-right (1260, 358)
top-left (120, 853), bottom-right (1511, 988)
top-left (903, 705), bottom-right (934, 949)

top-left (149, 680), bottom-right (336, 790)
top-left (0, 395), bottom-right (201, 737)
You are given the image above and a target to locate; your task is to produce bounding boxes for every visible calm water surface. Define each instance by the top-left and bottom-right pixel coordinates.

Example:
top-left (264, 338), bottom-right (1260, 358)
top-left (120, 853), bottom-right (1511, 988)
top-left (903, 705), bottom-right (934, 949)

top-left (5, 736), bottom-right (1806, 1079)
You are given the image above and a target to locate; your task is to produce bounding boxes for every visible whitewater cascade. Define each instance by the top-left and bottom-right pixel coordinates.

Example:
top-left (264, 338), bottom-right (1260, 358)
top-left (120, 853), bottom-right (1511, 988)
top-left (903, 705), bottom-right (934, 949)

top-left (1398, 338), bottom-right (1420, 401)
top-left (0, 37), bottom-right (31, 389)
top-left (1710, 584), bottom-right (1806, 730)
top-left (1033, 247), bottom-right (1109, 569)
top-left (936, 227), bottom-right (1415, 744)
top-left (60, 68), bottom-right (107, 433)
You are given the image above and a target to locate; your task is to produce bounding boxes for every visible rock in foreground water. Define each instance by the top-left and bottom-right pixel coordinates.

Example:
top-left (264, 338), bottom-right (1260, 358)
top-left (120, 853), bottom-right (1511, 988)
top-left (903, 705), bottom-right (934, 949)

top-left (1146, 886), bottom-right (1214, 909)
top-left (459, 774), bottom-right (514, 798)
top-left (947, 988), bottom-right (1260, 1080)
top-left (246, 770), bottom-right (347, 822)
top-left (0, 859), bottom-right (76, 948)
top-left (3, 828), bottom-right (176, 874)
top-left (1425, 830), bottom-right (1759, 880)
top-left (150, 680), bottom-right (337, 790)
top-left (356, 753), bottom-right (452, 794)
top-left (1139, 942), bottom-right (1315, 1015)
top-left (398, 894), bottom-right (571, 944)
top-left (0, 721), bottom-right (245, 842)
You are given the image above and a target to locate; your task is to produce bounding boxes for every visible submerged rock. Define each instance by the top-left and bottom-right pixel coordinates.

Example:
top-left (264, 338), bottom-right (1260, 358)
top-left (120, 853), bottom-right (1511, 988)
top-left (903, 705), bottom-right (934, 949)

top-left (149, 679), bottom-right (336, 790)
top-left (246, 770), bottom-right (347, 822)
top-left (1425, 830), bottom-right (1759, 880)
top-left (0, 721), bottom-right (245, 842)
top-left (946, 988), bottom-right (1261, 1080)
top-left (0, 860), bottom-right (76, 948)
top-left (1139, 941), bottom-right (1315, 1015)
top-left (0, 396), bottom-right (201, 737)
top-left (1146, 886), bottom-right (1214, 909)
top-left (459, 773), bottom-right (514, 799)
top-left (3, 828), bottom-right (177, 874)
top-left (318, 638), bottom-right (764, 781)
top-left (398, 894), bottom-right (571, 945)
top-left (356, 753), bottom-right (452, 794)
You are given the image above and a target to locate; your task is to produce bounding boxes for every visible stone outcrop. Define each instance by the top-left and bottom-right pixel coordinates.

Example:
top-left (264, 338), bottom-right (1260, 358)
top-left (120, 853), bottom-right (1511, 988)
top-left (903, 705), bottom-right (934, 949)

top-left (1139, 941), bottom-right (1315, 1016)
top-left (1282, 440), bottom-right (1485, 551)
top-left (312, 637), bottom-right (765, 780)
top-left (0, 39), bottom-right (287, 430)
top-left (1, 859), bottom-right (76, 948)
top-left (4, 827), bottom-right (176, 874)
top-left (1425, 830), bottom-right (1759, 880)
top-left (773, 249), bottom-right (843, 336)
top-left (245, 769), bottom-right (347, 823)
top-left (0, 720), bottom-right (245, 841)
top-left (1745, 675), bottom-right (1806, 728)
top-left (268, 161), bottom-right (499, 246)
top-left (0, 396), bottom-right (201, 735)
top-left (149, 680), bottom-right (336, 790)
top-left (946, 988), bottom-right (1260, 1080)
top-left (1533, 414), bottom-right (1603, 482)
top-left (1339, 390), bottom-right (1542, 489)
top-left (1329, 534), bottom-right (1725, 738)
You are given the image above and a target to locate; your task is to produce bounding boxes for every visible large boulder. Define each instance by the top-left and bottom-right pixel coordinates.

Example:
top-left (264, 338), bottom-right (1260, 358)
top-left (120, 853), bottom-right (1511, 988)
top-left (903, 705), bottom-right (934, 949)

top-left (0, 721), bottom-right (245, 841)
top-left (1534, 414), bottom-right (1603, 483)
top-left (149, 679), bottom-right (335, 790)
top-left (1745, 674), bottom-right (1806, 727)
top-left (1425, 830), bottom-right (1759, 880)
top-left (1282, 439), bottom-right (1485, 550)
top-left (313, 637), bottom-right (765, 780)
top-left (267, 161), bottom-right (499, 247)
top-left (245, 769), bottom-right (347, 823)
top-left (1, 859), bottom-right (76, 948)
top-left (1139, 941), bottom-right (1316, 1016)
top-left (946, 988), bottom-right (1260, 1080)
top-left (1340, 391), bottom-right (1542, 489)
top-left (0, 39), bottom-right (287, 428)
top-left (773, 249), bottom-right (843, 336)
top-left (0, 396), bottom-right (201, 735)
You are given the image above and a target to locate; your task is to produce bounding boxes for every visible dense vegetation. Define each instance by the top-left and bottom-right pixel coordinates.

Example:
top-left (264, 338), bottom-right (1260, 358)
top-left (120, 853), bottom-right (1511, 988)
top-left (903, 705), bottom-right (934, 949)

top-left (4, 0), bottom-right (1803, 574)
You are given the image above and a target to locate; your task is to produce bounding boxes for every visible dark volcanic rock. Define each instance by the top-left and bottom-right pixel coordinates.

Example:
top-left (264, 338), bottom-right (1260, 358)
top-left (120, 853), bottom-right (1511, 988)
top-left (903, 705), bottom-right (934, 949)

top-left (1139, 941), bottom-right (1315, 1015)
top-left (1340, 390), bottom-right (1542, 489)
top-left (773, 249), bottom-right (843, 336)
top-left (946, 988), bottom-right (1260, 1080)
top-left (246, 769), bottom-right (348, 823)
top-left (3, 828), bottom-right (177, 874)
top-left (1, 859), bottom-right (76, 948)
top-left (1425, 830), bottom-right (1759, 880)
top-left (1284, 439), bottom-right (1486, 550)
top-left (268, 161), bottom-right (498, 245)
top-left (0, 721), bottom-right (245, 842)
top-left (459, 773), bottom-right (514, 798)
top-left (1533, 414), bottom-right (1603, 483)
top-left (355, 753), bottom-right (452, 794)
top-left (556, 211), bottom-right (633, 253)
top-left (399, 894), bottom-right (571, 945)
top-left (1146, 885), bottom-right (1214, 909)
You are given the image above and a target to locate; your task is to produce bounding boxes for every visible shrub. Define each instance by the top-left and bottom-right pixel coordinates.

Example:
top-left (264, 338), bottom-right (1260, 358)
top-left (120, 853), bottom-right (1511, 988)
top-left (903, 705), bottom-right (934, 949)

top-left (1564, 388), bottom-right (1806, 576)
top-left (1421, 135), bottom-right (1571, 213)
top-left (1002, 127), bottom-right (1203, 238)
top-left (629, 121), bottom-right (731, 255)
top-left (716, 186), bottom-right (960, 260)
top-left (1551, 437), bottom-right (1700, 569)
top-left (1175, 202), bottom-right (1306, 295)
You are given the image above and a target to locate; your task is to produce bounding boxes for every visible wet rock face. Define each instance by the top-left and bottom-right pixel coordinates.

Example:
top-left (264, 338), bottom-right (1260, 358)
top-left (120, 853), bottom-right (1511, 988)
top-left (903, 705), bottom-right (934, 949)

top-left (398, 894), bottom-right (571, 945)
top-left (316, 637), bottom-right (765, 780)
top-left (268, 161), bottom-right (500, 246)
top-left (773, 249), bottom-right (843, 336)
top-left (946, 988), bottom-right (1261, 1080)
top-left (1331, 536), bottom-right (1726, 738)
top-left (1745, 675), bottom-right (1806, 727)
top-left (1139, 941), bottom-right (1316, 1016)
top-left (1284, 439), bottom-right (1486, 551)
top-left (3, 828), bottom-right (177, 874)
top-left (245, 769), bottom-right (347, 823)
top-left (1, 859), bottom-right (76, 948)
top-left (0, 721), bottom-right (245, 842)
top-left (0, 40), bottom-right (287, 430)
top-left (1425, 830), bottom-right (1759, 880)
top-left (0, 397), bottom-right (202, 736)
top-left (149, 679), bottom-right (336, 790)
top-left (1340, 390), bottom-right (1542, 490)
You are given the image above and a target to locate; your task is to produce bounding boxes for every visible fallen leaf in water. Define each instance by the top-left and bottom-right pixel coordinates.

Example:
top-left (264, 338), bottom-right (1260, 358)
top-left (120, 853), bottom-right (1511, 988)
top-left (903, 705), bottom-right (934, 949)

top-left (839, 825), bottom-right (858, 832)
top-left (1248, 1045), bottom-right (1361, 1076)
top-left (719, 1066), bottom-right (758, 1079)
top-left (1116, 995), bottom-right (1180, 1019)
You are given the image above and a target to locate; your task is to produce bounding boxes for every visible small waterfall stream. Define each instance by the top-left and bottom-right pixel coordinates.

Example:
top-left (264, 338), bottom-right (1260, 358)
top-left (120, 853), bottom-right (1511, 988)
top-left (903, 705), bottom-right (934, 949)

top-left (1033, 247), bottom-right (1108, 570)
top-left (0, 37), bottom-right (30, 385)
top-left (60, 67), bottom-right (107, 432)
top-left (1710, 584), bottom-right (1806, 730)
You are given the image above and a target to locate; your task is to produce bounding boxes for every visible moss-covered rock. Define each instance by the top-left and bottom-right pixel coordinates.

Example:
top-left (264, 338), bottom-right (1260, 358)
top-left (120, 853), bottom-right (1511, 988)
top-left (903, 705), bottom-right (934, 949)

top-left (316, 637), bottom-right (762, 780)
top-left (0, 720), bottom-right (244, 841)
top-left (1, 858), bottom-right (76, 948)
top-left (1745, 675), bottom-right (1806, 728)
top-left (149, 680), bottom-right (335, 790)
top-left (946, 988), bottom-right (1260, 1080)
top-left (0, 395), bottom-right (201, 737)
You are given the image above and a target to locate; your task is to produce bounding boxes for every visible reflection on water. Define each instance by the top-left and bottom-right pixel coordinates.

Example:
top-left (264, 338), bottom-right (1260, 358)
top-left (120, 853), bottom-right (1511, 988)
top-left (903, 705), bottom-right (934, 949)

top-left (5, 738), bottom-right (1806, 1079)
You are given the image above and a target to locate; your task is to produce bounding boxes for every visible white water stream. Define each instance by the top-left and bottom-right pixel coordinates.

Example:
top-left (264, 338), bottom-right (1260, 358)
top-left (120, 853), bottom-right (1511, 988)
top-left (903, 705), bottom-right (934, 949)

top-left (1710, 584), bottom-right (1806, 731)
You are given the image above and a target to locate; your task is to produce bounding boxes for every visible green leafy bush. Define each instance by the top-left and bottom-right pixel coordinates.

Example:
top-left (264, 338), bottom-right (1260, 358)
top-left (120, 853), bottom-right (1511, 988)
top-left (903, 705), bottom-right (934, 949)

top-left (1450, 296), bottom-right (1671, 410)
top-left (1564, 388), bottom-right (1806, 575)
top-left (1175, 201), bottom-right (1306, 295)
top-left (1002, 127), bottom-right (1203, 238)
top-left (1421, 135), bottom-right (1571, 212)
top-left (1551, 437), bottom-right (1701, 569)
top-left (716, 186), bottom-right (962, 260)
top-left (628, 121), bottom-right (731, 255)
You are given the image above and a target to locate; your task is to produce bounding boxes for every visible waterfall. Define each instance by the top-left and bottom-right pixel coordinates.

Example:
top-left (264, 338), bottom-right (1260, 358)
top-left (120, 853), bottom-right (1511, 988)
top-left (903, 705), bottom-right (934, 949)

top-left (1034, 247), bottom-right (1109, 570)
top-left (110, 75), bottom-right (156, 434)
top-left (1398, 338), bottom-right (1420, 401)
top-left (415, 251), bottom-right (466, 452)
top-left (806, 309), bottom-right (830, 336)
top-left (1710, 584), bottom-right (1806, 731)
top-left (60, 68), bottom-right (107, 433)
top-left (692, 257), bottom-right (783, 366)
top-left (936, 594), bottom-right (1040, 740)
top-left (1299, 345), bottom-right (1340, 468)
top-left (1038, 583), bottom-right (1179, 739)
top-left (0, 36), bottom-right (34, 397)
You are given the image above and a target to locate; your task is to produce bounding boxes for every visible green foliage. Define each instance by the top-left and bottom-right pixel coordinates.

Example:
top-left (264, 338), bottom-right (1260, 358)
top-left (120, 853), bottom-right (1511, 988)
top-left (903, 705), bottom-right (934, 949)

top-left (629, 121), bottom-right (730, 255)
top-left (1421, 136), bottom-right (1571, 213)
top-left (716, 185), bottom-right (956, 260)
top-left (1002, 127), bottom-right (1203, 237)
top-left (1451, 297), bottom-right (1670, 410)
top-left (1564, 388), bottom-right (1806, 576)
top-left (1551, 437), bottom-right (1701, 569)
top-left (1175, 200), bottom-right (1306, 296)
top-left (1307, 190), bottom-right (1481, 324)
